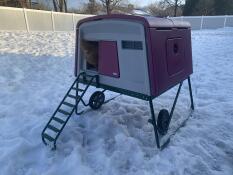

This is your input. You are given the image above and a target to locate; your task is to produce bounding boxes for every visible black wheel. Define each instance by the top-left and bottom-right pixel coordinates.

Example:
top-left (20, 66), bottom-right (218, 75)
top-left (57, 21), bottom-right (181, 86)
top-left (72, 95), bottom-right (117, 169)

top-left (89, 91), bottom-right (105, 110)
top-left (157, 109), bottom-right (171, 135)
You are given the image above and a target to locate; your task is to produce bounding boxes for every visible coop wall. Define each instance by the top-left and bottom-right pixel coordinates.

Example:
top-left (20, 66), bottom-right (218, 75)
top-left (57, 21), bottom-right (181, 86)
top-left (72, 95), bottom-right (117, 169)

top-left (149, 28), bottom-right (193, 97)
top-left (76, 20), bottom-right (151, 95)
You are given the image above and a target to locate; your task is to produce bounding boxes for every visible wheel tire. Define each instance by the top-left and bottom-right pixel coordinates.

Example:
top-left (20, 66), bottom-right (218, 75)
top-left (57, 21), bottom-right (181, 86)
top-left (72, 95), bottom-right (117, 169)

top-left (89, 91), bottom-right (105, 110)
top-left (157, 109), bottom-right (171, 135)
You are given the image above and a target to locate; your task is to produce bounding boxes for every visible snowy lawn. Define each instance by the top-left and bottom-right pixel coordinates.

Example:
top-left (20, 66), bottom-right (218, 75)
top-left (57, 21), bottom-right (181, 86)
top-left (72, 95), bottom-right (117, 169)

top-left (0, 29), bottom-right (233, 175)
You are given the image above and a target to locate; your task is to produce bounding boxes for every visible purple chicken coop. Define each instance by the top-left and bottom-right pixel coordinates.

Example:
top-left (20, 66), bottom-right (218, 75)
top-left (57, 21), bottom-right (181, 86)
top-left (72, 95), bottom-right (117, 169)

top-left (42, 14), bottom-right (194, 150)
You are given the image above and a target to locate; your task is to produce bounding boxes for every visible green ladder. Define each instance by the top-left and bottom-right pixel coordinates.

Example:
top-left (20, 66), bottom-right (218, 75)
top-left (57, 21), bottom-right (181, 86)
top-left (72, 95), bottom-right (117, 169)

top-left (41, 72), bottom-right (98, 150)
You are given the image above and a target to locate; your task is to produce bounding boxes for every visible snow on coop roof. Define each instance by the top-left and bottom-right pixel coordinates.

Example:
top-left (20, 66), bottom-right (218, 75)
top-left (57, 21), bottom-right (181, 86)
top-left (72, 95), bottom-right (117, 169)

top-left (77, 14), bottom-right (191, 29)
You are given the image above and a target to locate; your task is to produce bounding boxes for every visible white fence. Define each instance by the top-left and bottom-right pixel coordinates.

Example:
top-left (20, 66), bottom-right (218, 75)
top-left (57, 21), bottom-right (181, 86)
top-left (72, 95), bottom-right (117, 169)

top-left (0, 6), bottom-right (233, 31)
top-left (0, 6), bottom-right (92, 32)
top-left (172, 16), bottom-right (233, 30)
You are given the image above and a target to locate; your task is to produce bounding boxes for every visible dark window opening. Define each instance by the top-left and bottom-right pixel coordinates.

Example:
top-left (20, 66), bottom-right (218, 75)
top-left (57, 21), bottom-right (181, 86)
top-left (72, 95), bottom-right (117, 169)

top-left (122, 40), bottom-right (143, 50)
top-left (81, 40), bottom-right (99, 71)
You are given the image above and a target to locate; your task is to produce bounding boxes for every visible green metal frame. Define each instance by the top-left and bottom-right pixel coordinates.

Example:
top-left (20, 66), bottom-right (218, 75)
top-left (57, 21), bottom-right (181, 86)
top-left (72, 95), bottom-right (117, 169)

top-left (79, 74), bottom-right (194, 150)
top-left (42, 70), bottom-right (194, 150)
top-left (79, 79), bottom-right (151, 101)
top-left (41, 72), bottom-right (99, 150)
top-left (148, 77), bottom-right (194, 149)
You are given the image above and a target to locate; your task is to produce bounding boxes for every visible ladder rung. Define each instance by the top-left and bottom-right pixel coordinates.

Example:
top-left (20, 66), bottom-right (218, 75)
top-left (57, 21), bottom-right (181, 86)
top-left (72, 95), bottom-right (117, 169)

top-left (72, 87), bottom-right (84, 92)
top-left (84, 74), bottom-right (95, 78)
top-left (67, 94), bottom-right (81, 100)
top-left (43, 133), bottom-right (55, 142)
top-left (58, 109), bottom-right (70, 115)
top-left (53, 117), bottom-right (65, 124)
top-left (62, 101), bottom-right (75, 108)
top-left (47, 125), bottom-right (60, 133)
top-left (67, 94), bottom-right (77, 99)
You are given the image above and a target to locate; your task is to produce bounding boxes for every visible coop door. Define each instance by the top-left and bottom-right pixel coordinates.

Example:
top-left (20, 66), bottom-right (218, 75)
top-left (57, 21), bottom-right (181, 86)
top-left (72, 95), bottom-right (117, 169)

top-left (98, 41), bottom-right (120, 78)
top-left (166, 38), bottom-right (185, 76)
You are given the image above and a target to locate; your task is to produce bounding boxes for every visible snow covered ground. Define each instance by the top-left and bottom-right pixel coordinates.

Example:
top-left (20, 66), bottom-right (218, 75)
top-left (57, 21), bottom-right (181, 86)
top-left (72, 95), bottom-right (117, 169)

top-left (0, 29), bottom-right (232, 175)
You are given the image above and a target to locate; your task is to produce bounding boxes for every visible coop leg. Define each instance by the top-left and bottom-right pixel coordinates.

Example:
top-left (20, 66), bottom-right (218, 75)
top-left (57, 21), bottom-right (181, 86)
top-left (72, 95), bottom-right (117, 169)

top-left (169, 82), bottom-right (183, 122)
top-left (188, 77), bottom-right (194, 110)
top-left (149, 99), bottom-right (160, 149)
top-left (95, 75), bottom-right (100, 88)
top-left (75, 81), bottom-right (79, 115)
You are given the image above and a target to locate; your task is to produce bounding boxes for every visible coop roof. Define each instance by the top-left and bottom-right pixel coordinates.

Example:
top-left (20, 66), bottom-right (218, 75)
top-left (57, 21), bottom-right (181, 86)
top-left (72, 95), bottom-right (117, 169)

top-left (77, 14), bottom-right (190, 29)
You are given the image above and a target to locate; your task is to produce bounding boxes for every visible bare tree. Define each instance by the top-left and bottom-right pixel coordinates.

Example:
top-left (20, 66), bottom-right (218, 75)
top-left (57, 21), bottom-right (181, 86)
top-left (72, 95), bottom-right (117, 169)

top-left (0, 0), bottom-right (32, 8)
top-left (116, 3), bottom-right (134, 14)
top-left (183, 0), bottom-right (215, 16)
top-left (147, 1), bottom-right (183, 17)
top-left (28, 0), bottom-right (31, 8)
top-left (18, 0), bottom-right (31, 8)
top-left (53, 0), bottom-right (58, 11)
top-left (195, 0), bottom-right (215, 16)
top-left (87, 0), bottom-right (99, 14)
top-left (99, 0), bottom-right (122, 14)
top-left (78, 0), bottom-right (102, 14)
top-left (147, 2), bottom-right (167, 16)
top-left (52, 0), bottom-right (68, 12)
top-left (63, 0), bottom-right (68, 12)
top-left (160, 0), bottom-right (183, 16)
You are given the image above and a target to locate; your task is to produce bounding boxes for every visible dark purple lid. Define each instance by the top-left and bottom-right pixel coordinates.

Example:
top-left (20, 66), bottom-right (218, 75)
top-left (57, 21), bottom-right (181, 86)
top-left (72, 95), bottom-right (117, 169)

top-left (77, 14), bottom-right (190, 29)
